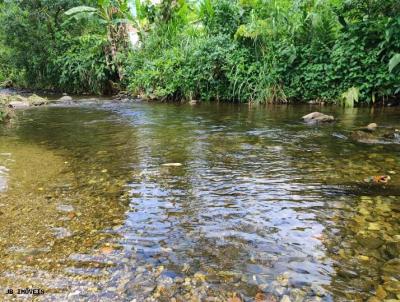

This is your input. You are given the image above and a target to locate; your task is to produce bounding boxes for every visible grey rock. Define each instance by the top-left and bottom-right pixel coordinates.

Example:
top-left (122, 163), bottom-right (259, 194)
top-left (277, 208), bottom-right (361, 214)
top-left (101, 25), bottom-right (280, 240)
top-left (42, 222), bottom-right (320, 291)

top-left (289, 288), bottom-right (306, 302)
top-left (302, 112), bottom-right (334, 124)
top-left (58, 95), bottom-right (73, 103)
top-left (8, 100), bottom-right (29, 109)
top-left (365, 123), bottom-right (378, 131)
top-left (28, 94), bottom-right (48, 106)
top-left (51, 227), bottom-right (72, 239)
top-left (310, 284), bottom-right (326, 297)
top-left (56, 204), bottom-right (74, 212)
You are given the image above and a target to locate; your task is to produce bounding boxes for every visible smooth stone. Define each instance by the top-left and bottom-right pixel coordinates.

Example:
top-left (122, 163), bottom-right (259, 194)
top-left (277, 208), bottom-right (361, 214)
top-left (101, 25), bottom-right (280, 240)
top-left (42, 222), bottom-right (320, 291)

top-left (376, 285), bottom-right (388, 299)
top-left (157, 275), bottom-right (174, 285)
top-left (51, 227), bottom-right (72, 238)
top-left (28, 94), bottom-right (47, 106)
top-left (136, 266), bottom-right (146, 274)
top-left (302, 112), bottom-right (334, 124)
top-left (56, 204), bottom-right (74, 212)
top-left (277, 272), bottom-right (290, 287)
top-left (368, 223), bottom-right (381, 231)
top-left (58, 95), bottom-right (73, 102)
top-left (383, 279), bottom-right (400, 294)
top-left (289, 288), bottom-right (307, 302)
top-left (8, 100), bottom-right (29, 108)
top-left (280, 295), bottom-right (291, 302)
top-left (194, 272), bottom-right (206, 282)
top-left (350, 130), bottom-right (378, 143)
top-left (366, 123), bottom-right (378, 131)
top-left (310, 284), bottom-right (326, 297)
top-left (382, 259), bottom-right (400, 276)
top-left (356, 235), bottom-right (384, 249)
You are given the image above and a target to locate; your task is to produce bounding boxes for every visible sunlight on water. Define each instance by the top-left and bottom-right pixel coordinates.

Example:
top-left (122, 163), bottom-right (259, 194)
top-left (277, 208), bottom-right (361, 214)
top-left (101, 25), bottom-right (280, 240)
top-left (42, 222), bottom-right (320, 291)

top-left (0, 103), bottom-right (399, 301)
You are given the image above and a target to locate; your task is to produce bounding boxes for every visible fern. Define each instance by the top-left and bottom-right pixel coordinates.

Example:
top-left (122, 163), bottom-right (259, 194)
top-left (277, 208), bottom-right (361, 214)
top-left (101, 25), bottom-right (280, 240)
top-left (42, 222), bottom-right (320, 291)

top-left (341, 87), bottom-right (359, 107)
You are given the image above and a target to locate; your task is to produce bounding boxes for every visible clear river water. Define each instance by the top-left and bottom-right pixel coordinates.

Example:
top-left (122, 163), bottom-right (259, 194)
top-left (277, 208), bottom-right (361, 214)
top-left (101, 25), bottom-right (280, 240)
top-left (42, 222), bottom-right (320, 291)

top-left (0, 101), bottom-right (399, 302)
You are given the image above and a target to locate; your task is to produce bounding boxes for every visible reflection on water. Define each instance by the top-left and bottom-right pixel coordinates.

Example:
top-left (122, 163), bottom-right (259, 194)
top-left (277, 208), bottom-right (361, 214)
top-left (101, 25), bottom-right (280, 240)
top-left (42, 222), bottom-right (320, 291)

top-left (0, 103), bottom-right (399, 301)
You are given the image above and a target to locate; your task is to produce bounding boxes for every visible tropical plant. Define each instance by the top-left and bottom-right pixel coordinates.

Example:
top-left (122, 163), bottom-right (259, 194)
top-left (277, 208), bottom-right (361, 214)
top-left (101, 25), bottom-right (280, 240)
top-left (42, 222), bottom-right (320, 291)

top-left (0, 0), bottom-right (399, 103)
top-left (65, 0), bottom-right (132, 81)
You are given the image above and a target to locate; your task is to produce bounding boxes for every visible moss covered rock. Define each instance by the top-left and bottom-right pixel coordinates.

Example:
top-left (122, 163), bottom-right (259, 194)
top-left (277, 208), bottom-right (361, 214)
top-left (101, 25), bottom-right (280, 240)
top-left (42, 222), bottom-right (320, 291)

top-left (27, 94), bottom-right (48, 106)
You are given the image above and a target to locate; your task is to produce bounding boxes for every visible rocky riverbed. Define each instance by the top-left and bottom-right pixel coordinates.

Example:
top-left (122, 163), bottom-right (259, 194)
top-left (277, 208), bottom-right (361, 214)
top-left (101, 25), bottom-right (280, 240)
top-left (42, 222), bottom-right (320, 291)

top-left (0, 101), bottom-right (399, 301)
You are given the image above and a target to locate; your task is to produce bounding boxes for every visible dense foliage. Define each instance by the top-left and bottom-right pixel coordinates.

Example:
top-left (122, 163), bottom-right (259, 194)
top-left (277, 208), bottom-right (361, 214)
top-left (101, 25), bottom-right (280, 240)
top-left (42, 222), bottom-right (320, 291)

top-left (127, 0), bottom-right (400, 104)
top-left (0, 0), bottom-right (399, 103)
top-left (0, 0), bottom-right (129, 94)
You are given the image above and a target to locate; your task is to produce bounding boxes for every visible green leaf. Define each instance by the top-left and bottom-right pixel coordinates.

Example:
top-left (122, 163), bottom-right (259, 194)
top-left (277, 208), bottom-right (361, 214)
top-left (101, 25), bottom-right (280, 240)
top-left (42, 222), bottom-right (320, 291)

top-left (389, 53), bottom-right (400, 73)
top-left (65, 6), bottom-right (97, 16)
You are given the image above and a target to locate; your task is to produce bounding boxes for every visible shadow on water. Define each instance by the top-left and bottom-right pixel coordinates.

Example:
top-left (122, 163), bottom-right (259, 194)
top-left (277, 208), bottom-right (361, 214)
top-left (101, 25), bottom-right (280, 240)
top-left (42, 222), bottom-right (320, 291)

top-left (0, 103), bottom-right (399, 301)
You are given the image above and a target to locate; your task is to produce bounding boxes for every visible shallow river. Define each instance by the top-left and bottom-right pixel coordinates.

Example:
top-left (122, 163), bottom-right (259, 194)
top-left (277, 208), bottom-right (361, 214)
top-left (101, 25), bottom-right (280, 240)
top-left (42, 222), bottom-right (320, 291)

top-left (0, 101), bottom-right (399, 302)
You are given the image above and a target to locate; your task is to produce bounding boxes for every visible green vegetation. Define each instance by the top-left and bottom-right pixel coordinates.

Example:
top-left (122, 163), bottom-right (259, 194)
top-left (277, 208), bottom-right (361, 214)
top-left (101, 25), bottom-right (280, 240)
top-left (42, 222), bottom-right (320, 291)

top-left (0, 0), bottom-right (129, 94)
top-left (0, 0), bottom-right (399, 104)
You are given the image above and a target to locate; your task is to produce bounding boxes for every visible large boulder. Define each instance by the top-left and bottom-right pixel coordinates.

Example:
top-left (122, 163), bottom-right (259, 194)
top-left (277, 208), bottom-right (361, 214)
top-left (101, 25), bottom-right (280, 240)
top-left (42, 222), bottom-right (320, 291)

top-left (1, 94), bottom-right (28, 106)
top-left (28, 94), bottom-right (48, 106)
top-left (8, 100), bottom-right (29, 109)
top-left (302, 112), bottom-right (335, 124)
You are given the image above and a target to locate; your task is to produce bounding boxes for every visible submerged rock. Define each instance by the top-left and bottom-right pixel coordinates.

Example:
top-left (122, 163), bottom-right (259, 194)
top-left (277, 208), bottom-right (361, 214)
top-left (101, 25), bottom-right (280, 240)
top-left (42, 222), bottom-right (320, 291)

top-left (350, 130), bottom-right (377, 143)
top-left (356, 234), bottom-right (384, 249)
top-left (280, 295), bottom-right (291, 302)
top-left (51, 227), bottom-right (72, 239)
top-left (364, 175), bottom-right (391, 184)
top-left (383, 129), bottom-right (400, 140)
top-left (382, 258), bottom-right (400, 276)
top-left (351, 127), bottom-right (400, 144)
top-left (302, 112), bottom-right (334, 124)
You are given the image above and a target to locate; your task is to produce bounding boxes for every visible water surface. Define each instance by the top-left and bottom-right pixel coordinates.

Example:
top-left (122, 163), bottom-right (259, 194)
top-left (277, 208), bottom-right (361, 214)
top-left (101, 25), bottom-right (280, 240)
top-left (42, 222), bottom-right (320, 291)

top-left (0, 102), bottom-right (399, 301)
